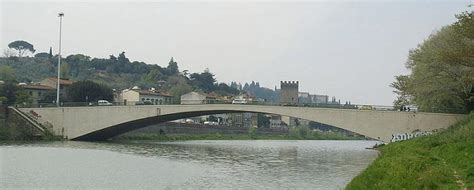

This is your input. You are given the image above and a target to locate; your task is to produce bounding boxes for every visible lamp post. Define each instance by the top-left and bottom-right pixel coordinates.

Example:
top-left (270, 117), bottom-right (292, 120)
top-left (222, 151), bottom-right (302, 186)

top-left (56, 12), bottom-right (64, 107)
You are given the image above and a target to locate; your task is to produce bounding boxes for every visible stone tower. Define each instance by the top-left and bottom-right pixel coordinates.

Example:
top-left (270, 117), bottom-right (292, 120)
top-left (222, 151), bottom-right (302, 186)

top-left (279, 81), bottom-right (299, 105)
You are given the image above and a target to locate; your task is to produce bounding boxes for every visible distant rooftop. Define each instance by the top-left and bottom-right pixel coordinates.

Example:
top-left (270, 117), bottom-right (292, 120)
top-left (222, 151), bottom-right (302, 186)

top-left (43, 77), bottom-right (74, 85)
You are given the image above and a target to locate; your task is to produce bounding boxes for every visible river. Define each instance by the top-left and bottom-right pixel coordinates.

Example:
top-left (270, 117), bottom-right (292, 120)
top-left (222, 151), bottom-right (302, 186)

top-left (0, 140), bottom-right (378, 189)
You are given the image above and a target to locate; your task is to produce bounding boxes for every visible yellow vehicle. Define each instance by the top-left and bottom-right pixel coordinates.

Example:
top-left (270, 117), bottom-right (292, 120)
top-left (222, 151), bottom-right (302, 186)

top-left (358, 105), bottom-right (373, 110)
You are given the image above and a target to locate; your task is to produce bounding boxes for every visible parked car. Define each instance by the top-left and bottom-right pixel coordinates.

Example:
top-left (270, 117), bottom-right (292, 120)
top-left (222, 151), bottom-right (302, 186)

top-left (358, 105), bottom-right (373, 110)
top-left (97, 100), bottom-right (113, 106)
top-left (232, 99), bottom-right (248, 104)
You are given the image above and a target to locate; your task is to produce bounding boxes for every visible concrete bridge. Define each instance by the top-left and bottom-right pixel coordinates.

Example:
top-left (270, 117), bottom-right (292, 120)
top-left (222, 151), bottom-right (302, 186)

top-left (19, 104), bottom-right (466, 142)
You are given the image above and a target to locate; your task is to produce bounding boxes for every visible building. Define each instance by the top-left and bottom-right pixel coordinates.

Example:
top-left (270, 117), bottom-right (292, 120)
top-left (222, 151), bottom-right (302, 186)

top-left (312, 94), bottom-right (329, 104)
top-left (280, 81), bottom-right (299, 104)
top-left (119, 88), bottom-right (173, 105)
top-left (269, 114), bottom-right (287, 128)
top-left (298, 92), bottom-right (311, 104)
top-left (39, 77), bottom-right (74, 98)
top-left (180, 92), bottom-right (216, 104)
top-left (20, 84), bottom-right (54, 105)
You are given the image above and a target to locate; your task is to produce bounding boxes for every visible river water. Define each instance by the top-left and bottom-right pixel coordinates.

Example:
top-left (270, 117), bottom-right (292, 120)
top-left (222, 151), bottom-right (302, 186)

top-left (0, 140), bottom-right (378, 189)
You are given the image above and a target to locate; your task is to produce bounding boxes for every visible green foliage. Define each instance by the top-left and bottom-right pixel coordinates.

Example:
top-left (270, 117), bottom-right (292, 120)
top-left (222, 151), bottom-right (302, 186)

top-left (34, 52), bottom-right (50, 58)
top-left (216, 83), bottom-right (240, 95)
top-left (248, 127), bottom-right (257, 139)
top-left (257, 113), bottom-right (270, 128)
top-left (0, 65), bottom-right (16, 82)
top-left (169, 83), bottom-right (192, 102)
top-left (392, 11), bottom-right (474, 113)
top-left (14, 90), bottom-right (31, 105)
top-left (346, 113), bottom-right (474, 189)
top-left (143, 69), bottom-right (164, 83)
top-left (67, 80), bottom-right (113, 102)
top-left (1, 49), bottom-right (241, 98)
top-left (39, 91), bottom-right (59, 104)
top-left (241, 81), bottom-right (279, 102)
top-left (0, 82), bottom-right (21, 105)
top-left (49, 47), bottom-right (53, 59)
top-left (190, 69), bottom-right (217, 92)
top-left (390, 75), bottom-right (411, 109)
top-left (113, 129), bottom-right (363, 141)
top-left (0, 57), bottom-right (55, 83)
top-left (8, 40), bottom-right (35, 57)
top-left (166, 57), bottom-right (179, 75)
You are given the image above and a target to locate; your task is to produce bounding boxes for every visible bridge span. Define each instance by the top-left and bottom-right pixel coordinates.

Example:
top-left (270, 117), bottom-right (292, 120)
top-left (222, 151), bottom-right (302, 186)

top-left (19, 104), bottom-right (466, 142)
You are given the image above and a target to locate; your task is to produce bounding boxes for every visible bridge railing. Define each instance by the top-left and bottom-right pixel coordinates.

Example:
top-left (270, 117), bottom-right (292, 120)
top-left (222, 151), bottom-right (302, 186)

top-left (13, 100), bottom-right (401, 112)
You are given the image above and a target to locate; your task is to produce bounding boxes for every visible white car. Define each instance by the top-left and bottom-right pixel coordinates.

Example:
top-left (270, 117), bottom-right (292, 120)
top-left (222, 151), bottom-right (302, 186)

top-left (232, 99), bottom-right (248, 104)
top-left (97, 100), bottom-right (113, 106)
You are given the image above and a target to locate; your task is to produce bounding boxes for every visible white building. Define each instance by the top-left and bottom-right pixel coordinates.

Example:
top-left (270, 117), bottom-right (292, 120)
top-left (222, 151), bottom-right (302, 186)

top-left (180, 92), bottom-right (215, 104)
top-left (119, 88), bottom-right (172, 105)
top-left (312, 94), bottom-right (329, 104)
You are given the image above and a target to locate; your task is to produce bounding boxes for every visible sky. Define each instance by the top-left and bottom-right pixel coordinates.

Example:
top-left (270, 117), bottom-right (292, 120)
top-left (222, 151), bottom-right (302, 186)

top-left (1, 0), bottom-right (472, 105)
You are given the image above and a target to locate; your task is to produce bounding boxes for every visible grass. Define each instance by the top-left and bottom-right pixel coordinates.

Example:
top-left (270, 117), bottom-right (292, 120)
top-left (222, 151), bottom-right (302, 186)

top-left (346, 113), bottom-right (474, 190)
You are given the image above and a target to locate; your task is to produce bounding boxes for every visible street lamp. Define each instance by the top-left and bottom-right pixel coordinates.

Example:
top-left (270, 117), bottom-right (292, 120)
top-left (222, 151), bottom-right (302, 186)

top-left (56, 12), bottom-right (64, 107)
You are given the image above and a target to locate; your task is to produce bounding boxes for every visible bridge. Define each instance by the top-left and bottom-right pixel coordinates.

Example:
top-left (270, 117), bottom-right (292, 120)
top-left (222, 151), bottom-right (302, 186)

top-left (18, 104), bottom-right (466, 142)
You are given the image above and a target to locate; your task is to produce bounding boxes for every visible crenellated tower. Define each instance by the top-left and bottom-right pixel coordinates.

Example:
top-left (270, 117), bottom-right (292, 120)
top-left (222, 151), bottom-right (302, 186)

top-left (279, 81), bottom-right (299, 105)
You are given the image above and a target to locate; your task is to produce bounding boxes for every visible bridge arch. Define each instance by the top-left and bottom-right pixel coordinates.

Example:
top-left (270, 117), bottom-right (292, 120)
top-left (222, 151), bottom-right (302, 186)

top-left (73, 109), bottom-right (341, 141)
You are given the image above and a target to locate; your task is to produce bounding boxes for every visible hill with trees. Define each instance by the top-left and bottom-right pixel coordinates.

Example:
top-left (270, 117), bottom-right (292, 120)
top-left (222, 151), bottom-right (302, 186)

top-left (0, 45), bottom-right (245, 103)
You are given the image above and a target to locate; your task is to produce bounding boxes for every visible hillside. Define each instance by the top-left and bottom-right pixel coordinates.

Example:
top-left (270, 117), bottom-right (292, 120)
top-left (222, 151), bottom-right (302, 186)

top-left (346, 113), bottom-right (474, 189)
top-left (0, 53), bottom-right (242, 101)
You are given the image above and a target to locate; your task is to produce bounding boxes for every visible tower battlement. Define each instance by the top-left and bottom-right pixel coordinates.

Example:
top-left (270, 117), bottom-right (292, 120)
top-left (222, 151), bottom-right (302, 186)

top-left (280, 81), bottom-right (299, 87)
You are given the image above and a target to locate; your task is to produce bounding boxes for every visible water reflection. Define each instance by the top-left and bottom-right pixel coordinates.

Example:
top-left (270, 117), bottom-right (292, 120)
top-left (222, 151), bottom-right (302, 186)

top-left (0, 140), bottom-right (378, 189)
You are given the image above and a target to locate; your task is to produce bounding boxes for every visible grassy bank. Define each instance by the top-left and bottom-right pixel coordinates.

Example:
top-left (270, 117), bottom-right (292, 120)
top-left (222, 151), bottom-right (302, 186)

top-left (113, 127), bottom-right (366, 141)
top-left (346, 113), bottom-right (474, 189)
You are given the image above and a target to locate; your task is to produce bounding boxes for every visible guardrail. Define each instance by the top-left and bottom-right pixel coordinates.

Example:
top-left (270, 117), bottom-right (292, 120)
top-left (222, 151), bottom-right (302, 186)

top-left (13, 101), bottom-right (398, 111)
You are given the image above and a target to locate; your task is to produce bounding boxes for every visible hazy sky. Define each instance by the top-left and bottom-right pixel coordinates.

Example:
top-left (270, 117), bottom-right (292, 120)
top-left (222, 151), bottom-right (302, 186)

top-left (1, 0), bottom-right (472, 105)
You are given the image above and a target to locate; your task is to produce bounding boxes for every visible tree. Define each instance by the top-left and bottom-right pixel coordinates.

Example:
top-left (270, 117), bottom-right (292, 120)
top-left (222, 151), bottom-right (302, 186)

top-left (166, 57), bottom-right (179, 75)
top-left (0, 83), bottom-right (17, 105)
top-left (391, 11), bottom-right (473, 113)
top-left (35, 52), bottom-right (50, 58)
top-left (49, 47), bottom-right (53, 59)
top-left (8, 40), bottom-right (35, 57)
top-left (189, 69), bottom-right (217, 92)
top-left (117, 52), bottom-right (129, 65)
top-left (67, 81), bottom-right (113, 102)
top-left (216, 83), bottom-right (240, 95)
top-left (390, 75), bottom-right (412, 109)
top-left (143, 69), bottom-right (164, 83)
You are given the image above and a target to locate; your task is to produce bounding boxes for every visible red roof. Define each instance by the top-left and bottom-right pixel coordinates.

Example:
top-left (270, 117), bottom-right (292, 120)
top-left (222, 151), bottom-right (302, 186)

top-left (44, 77), bottom-right (74, 85)
top-left (21, 84), bottom-right (54, 90)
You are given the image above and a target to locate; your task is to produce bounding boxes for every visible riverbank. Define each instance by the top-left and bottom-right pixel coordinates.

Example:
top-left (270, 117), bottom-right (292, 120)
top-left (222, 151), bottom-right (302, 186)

top-left (0, 106), bottom-right (61, 141)
top-left (346, 113), bottom-right (473, 189)
top-left (113, 127), bottom-right (366, 141)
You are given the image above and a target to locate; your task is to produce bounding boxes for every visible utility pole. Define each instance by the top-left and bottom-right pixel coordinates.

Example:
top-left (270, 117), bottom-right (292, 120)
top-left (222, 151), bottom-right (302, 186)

top-left (56, 12), bottom-right (64, 107)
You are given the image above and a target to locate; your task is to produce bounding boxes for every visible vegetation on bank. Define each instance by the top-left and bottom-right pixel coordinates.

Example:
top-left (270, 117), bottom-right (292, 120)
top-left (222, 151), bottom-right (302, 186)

top-left (391, 11), bottom-right (473, 113)
top-left (0, 123), bottom-right (61, 141)
top-left (346, 113), bottom-right (474, 190)
top-left (112, 126), bottom-right (366, 141)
